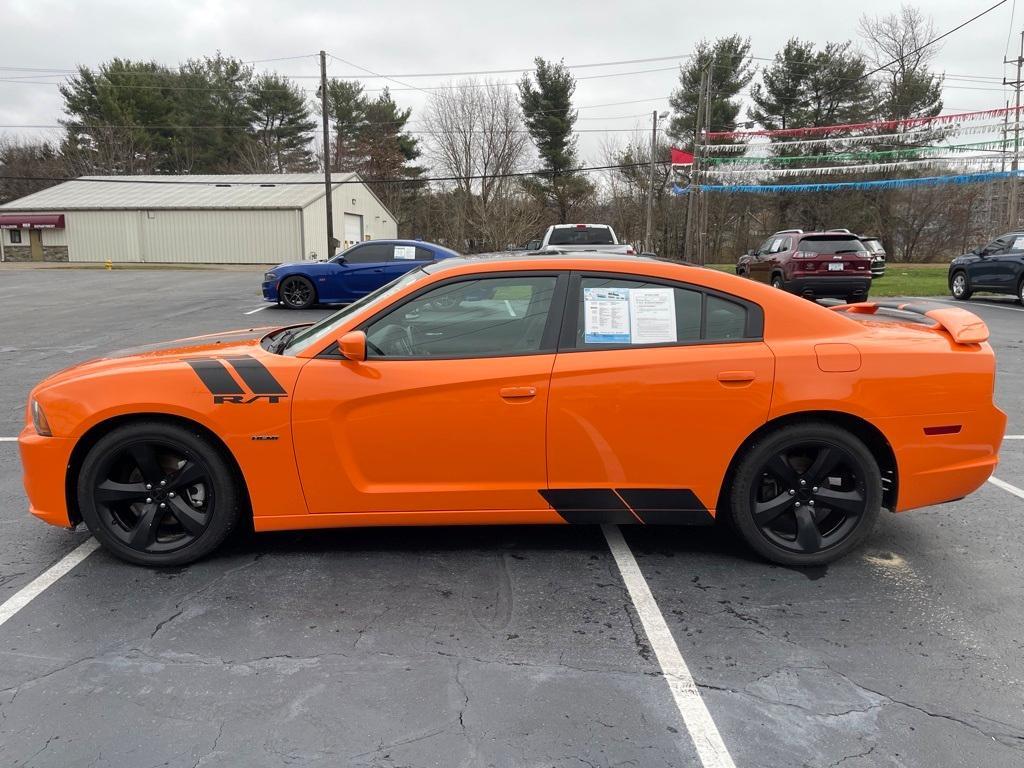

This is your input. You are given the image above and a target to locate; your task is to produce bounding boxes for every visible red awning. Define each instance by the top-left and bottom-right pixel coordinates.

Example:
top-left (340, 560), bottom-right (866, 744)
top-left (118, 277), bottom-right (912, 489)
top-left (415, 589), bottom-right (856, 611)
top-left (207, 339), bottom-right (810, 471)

top-left (0, 214), bottom-right (65, 230)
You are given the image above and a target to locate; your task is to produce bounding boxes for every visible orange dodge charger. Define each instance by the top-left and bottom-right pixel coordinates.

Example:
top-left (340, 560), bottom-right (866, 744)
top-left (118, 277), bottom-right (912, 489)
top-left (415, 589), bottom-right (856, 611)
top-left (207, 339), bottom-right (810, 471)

top-left (20, 255), bottom-right (1005, 567)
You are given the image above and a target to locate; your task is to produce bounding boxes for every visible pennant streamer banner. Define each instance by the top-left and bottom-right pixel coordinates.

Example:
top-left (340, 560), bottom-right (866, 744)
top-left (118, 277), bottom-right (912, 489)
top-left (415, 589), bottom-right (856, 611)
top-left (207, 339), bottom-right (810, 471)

top-left (670, 148), bottom-right (695, 166)
top-left (706, 156), bottom-right (1004, 179)
top-left (707, 106), bottom-right (1019, 140)
top-left (699, 122), bottom-right (1015, 153)
top-left (706, 140), bottom-right (1011, 166)
top-left (671, 170), bottom-right (1016, 195)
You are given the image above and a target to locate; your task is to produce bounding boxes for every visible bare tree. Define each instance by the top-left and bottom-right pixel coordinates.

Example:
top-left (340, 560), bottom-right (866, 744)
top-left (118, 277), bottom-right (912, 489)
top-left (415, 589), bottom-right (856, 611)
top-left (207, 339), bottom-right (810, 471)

top-left (421, 78), bottom-right (538, 250)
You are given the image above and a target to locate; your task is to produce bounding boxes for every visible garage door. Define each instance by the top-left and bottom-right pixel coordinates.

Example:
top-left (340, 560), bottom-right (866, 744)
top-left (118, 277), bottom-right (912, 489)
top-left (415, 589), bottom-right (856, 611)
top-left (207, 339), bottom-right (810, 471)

top-left (344, 214), bottom-right (363, 249)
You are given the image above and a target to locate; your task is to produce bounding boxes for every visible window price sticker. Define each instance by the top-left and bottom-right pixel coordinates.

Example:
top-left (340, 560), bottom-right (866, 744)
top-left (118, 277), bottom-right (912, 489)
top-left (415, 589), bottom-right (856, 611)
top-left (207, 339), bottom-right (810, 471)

top-left (583, 287), bottom-right (631, 343)
top-left (583, 286), bottom-right (677, 345)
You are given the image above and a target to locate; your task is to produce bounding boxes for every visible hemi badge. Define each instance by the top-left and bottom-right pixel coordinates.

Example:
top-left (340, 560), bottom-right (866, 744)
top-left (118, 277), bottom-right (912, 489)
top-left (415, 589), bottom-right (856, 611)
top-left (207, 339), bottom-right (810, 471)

top-left (251, 435), bottom-right (279, 441)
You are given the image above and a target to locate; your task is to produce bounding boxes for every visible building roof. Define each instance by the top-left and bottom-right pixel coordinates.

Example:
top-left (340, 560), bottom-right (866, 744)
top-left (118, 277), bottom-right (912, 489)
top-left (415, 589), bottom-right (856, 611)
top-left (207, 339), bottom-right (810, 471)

top-left (0, 173), bottom-right (360, 212)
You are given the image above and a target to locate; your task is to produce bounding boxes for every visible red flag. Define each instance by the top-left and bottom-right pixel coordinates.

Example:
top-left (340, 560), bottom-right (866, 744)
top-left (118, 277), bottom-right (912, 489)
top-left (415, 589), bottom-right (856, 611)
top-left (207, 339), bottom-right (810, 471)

top-left (670, 148), bottom-right (694, 166)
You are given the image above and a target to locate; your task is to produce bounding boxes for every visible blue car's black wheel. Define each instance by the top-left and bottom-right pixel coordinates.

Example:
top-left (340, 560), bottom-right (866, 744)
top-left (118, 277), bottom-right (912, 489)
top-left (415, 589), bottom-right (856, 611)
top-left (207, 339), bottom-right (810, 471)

top-left (280, 275), bottom-right (316, 309)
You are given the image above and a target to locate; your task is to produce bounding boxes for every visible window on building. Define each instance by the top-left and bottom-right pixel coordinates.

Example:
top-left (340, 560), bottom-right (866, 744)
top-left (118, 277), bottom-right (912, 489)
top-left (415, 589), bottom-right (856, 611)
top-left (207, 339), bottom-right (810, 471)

top-left (9, 230), bottom-right (22, 244)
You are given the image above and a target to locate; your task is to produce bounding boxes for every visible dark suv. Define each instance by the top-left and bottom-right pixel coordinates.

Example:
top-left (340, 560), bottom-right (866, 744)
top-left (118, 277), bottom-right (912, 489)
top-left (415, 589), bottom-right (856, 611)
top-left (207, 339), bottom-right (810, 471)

top-left (737, 230), bottom-right (873, 302)
top-left (948, 231), bottom-right (1024, 304)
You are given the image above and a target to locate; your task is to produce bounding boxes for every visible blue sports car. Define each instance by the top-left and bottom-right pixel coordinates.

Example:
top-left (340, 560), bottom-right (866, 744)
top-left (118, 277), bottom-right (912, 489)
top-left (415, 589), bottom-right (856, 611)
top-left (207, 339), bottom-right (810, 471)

top-left (262, 239), bottom-right (460, 309)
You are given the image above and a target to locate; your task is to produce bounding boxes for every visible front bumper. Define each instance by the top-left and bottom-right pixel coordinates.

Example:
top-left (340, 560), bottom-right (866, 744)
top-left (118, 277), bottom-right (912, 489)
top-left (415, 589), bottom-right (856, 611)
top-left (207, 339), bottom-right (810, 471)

top-left (871, 261), bottom-right (885, 278)
top-left (19, 425), bottom-right (76, 528)
top-left (261, 280), bottom-right (279, 302)
top-left (785, 275), bottom-right (872, 299)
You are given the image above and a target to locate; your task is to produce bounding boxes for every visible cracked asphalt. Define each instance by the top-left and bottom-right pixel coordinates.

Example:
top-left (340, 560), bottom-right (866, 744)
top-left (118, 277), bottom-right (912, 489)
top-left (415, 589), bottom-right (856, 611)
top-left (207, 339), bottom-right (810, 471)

top-left (0, 269), bottom-right (1022, 767)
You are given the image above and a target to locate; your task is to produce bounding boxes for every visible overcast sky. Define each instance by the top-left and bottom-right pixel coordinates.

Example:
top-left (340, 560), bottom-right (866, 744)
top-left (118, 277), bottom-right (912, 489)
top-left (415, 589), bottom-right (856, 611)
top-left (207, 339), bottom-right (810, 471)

top-left (0, 0), bottom-right (1016, 165)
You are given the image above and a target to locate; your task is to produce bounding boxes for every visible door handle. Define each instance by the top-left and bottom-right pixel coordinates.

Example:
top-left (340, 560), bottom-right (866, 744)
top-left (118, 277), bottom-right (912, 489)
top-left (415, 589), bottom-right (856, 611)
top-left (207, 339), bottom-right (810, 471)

top-left (500, 386), bottom-right (537, 399)
top-left (717, 370), bottom-right (755, 383)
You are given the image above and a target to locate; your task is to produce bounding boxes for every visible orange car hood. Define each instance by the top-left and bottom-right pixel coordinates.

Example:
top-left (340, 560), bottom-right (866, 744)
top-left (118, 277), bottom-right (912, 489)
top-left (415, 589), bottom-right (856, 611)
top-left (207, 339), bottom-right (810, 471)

top-left (37, 327), bottom-right (282, 389)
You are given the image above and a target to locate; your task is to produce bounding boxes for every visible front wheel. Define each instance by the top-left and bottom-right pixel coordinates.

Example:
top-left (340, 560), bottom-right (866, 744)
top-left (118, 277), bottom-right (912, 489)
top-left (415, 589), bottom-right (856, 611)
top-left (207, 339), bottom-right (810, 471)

top-left (77, 421), bottom-right (241, 566)
top-left (771, 275), bottom-right (785, 290)
top-left (1017, 278), bottom-right (1024, 305)
top-left (726, 423), bottom-right (882, 566)
top-left (279, 275), bottom-right (316, 309)
top-left (950, 271), bottom-right (972, 301)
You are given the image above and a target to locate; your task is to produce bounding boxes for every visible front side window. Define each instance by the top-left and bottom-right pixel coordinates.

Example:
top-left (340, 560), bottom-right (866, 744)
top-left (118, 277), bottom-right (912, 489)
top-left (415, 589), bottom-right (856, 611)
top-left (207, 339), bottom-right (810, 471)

top-left (571, 276), bottom-right (754, 349)
top-left (343, 243), bottom-right (394, 264)
top-left (365, 275), bottom-right (558, 358)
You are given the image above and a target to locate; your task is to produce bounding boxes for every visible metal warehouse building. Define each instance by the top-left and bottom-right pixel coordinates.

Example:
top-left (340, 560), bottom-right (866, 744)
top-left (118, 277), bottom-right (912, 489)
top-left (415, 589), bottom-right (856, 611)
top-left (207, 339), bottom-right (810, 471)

top-left (0, 172), bottom-right (397, 264)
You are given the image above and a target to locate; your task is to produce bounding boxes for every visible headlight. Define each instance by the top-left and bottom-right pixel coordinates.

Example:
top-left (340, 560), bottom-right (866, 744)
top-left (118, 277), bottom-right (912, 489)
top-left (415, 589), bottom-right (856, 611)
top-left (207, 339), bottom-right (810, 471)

top-left (264, 272), bottom-right (278, 282)
top-left (31, 399), bottom-right (52, 436)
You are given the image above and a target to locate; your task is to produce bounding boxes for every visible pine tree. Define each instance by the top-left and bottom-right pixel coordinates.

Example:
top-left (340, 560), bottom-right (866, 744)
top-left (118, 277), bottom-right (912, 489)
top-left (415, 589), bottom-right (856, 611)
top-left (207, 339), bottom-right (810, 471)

top-left (749, 39), bottom-right (816, 131)
top-left (246, 74), bottom-right (316, 172)
top-left (668, 36), bottom-right (754, 149)
top-left (518, 57), bottom-right (592, 223)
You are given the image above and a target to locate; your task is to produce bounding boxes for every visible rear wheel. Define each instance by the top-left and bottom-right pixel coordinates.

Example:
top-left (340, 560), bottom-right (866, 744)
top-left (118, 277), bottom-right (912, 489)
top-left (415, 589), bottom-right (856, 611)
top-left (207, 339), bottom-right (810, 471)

top-left (1017, 277), bottom-right (1024, 305)
top-left (279, 275), bottom-right (316, 309)
top-left (726, 423), bottom-right (882, 566)
top-left (951, 271), bottom-right (972, 300)
top-left (77, 422), bottom-right (240, 566)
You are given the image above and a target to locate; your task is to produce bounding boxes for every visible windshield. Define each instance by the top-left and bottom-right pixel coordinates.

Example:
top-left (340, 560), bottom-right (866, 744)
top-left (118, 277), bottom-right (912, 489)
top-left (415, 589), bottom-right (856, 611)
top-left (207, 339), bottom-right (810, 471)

top-left (282, 268), bottom-right (427, 355)
top-left (799, 236), bottom-right (868, 255)
top-left (548, 226), bottom-right (615, 246)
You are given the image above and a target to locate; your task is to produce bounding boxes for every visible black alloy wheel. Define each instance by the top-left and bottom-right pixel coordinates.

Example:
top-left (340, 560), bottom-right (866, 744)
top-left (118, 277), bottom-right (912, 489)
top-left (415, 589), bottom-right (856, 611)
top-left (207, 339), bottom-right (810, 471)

top-left (951, 271), bottom-right (972, 300)
top-left (728, 423), bottom-right (882, 566)
top-left (78, 422), bottom-right (240, 566)
top-left (279, 275), bottom-right (316, 309)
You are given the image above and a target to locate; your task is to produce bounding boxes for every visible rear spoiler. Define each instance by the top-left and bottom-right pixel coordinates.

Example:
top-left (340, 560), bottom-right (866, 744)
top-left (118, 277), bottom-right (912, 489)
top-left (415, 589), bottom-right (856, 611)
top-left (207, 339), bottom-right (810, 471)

top-left (829, 300), bottom-right (989, 344)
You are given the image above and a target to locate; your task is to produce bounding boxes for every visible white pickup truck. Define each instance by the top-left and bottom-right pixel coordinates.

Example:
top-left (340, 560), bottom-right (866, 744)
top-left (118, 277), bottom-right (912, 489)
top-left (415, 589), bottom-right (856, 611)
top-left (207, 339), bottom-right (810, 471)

top-left (530, 224), bottom-right (637, 255)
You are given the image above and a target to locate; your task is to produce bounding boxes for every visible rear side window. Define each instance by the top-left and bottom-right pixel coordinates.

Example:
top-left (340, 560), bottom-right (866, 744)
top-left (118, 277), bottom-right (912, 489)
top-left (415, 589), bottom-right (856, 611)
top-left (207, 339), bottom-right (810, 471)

top-left (862, 239), bottom-right (884, 254)
top-left (548, 227), bottom-right (615, 246)
top-left (797, 237), bottom-right (867, 255)
top-left (570, 276), bottom-right (756, 349)
top-left (415, 247), bottom-right (435, 261)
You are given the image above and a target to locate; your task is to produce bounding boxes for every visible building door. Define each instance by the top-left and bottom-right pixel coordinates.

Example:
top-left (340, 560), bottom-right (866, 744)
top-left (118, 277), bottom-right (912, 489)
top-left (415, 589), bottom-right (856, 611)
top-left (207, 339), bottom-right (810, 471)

top-left (29, 230), bottom-right (43, 261)
top-left (343, 213), bottom-right (363, 248)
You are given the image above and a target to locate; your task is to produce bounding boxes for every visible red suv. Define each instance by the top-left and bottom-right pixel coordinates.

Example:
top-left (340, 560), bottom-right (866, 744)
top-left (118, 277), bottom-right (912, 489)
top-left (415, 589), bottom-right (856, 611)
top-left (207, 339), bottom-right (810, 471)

top-left (737, 230), bottom-right (873, 302)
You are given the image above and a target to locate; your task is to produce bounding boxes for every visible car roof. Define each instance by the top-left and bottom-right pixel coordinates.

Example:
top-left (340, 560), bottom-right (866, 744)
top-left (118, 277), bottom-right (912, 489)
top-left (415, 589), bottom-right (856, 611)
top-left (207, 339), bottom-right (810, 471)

top-left (423, 251), bottom-right (687, 274)
top-left (548, 223), bottom-right (612, 229)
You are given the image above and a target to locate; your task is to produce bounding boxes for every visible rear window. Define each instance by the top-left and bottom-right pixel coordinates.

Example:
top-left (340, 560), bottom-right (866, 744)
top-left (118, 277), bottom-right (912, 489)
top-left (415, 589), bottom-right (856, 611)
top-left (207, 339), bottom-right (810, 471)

top-left (548, 226), bottom-right (615, 246)
top-left (797, 236), bottom-right (867, 255)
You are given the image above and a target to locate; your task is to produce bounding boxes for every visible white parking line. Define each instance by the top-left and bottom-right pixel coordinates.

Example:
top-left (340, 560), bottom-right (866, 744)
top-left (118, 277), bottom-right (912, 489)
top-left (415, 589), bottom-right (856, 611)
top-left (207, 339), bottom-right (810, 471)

top-left (1004, 435), bottom-right (1024, 440)
top-left (602, 524), bottom-right (735, 768)
top-left (243, 305), bottom-right (271, 315)
top-left (0, 437), bottom-right (17, 442)
top-left (989, 476), bottom-right (1024, 501)
top-left (0, 538), bottom-right (100, 629)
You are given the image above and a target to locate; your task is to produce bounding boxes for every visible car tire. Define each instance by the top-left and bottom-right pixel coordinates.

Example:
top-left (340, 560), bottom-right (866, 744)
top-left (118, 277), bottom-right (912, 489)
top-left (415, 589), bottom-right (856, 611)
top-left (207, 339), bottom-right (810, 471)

top-left (950, 270), bottom-right (973, 301)
top-left (1017, 277), bottom-right (1024, 305)
top-left (279, 275), bottom-right (316, 309)
top-left (725, 422), bottom-right (882, 567)
top-left (771, 275), bottom-right (785, 290)
top-left (77, 421), bottom-right (241, 567)
top-left (844, 295), bottom-right (861, 305)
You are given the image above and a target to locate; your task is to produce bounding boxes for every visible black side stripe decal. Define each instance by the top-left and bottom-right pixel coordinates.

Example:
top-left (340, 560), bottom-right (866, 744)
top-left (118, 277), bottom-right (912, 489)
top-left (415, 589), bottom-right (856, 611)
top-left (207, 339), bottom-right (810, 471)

top-left (539, 489), bottom-right (640, 525)
top-left (186, 359), bottom-right (245, 395)
top-left (223, 356), bottom-right (286, 395)
top-left (541, 487), bottom-right (714, 526)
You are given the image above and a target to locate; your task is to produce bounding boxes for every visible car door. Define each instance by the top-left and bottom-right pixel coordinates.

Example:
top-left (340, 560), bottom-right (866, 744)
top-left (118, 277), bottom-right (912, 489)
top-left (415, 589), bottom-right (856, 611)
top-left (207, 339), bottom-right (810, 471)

top-left (336, 243), bottom-right (423, 299)
top-left (291, 272), bottom-right (568, 514)
top-left (748, 237), bottom-right (778, 283)
top-left (544, 273), bottom-right (774, 523)
top-left (985, 233), bottom-right (1024, 293)
top-left (969, 236), bottom-right (1012, 289)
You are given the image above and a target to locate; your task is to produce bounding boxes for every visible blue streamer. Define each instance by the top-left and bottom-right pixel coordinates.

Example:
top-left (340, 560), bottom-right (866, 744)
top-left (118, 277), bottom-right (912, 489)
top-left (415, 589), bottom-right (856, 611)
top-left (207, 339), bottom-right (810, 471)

top-left (671, 170), bottom-right (1016, 195)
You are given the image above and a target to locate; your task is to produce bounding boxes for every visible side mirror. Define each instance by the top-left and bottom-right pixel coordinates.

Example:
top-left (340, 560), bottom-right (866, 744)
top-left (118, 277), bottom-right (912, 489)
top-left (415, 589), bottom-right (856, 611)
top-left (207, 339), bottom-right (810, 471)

top-left (745, 249), bottom-right (754, 257)
top-left (337, 330), bottom-right (366, 362)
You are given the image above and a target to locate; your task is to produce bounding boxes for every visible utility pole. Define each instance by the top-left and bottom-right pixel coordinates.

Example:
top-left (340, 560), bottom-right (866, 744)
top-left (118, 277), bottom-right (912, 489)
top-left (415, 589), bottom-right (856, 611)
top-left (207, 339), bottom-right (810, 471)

top-left (698, 71), bottom-right (713, 266)
top-left (319, 50), bottom-right (336, 259)
top-left (684, 70), bottom-right (708, 263)
top-left (1004, 31), bottom-right (1023, 229)
top-left (644, 110), bottom-right (668, 253)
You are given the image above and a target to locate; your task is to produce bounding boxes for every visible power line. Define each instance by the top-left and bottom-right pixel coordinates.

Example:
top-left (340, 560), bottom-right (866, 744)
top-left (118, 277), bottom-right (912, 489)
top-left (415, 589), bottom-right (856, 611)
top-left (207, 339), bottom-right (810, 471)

top-left (0, 160), bottom-right (668, 187)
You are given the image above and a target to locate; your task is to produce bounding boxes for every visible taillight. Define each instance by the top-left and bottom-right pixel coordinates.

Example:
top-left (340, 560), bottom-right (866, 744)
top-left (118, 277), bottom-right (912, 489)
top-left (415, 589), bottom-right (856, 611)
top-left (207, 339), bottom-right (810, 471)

top-left (575, 224), bottom-right (587, 229)
top-left (793, 251), bottom-right (814, 259)
top-left (626, 247), bottom-right (635, 255)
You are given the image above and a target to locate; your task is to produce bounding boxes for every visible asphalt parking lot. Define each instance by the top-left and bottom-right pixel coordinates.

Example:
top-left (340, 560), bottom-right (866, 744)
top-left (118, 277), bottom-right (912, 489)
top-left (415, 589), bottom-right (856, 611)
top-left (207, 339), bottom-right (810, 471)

top-left (0, 267), bottom-right (1022, 768)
